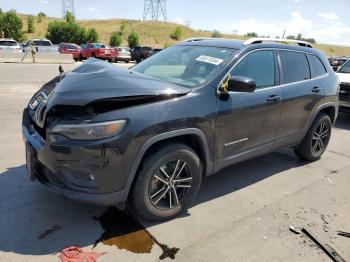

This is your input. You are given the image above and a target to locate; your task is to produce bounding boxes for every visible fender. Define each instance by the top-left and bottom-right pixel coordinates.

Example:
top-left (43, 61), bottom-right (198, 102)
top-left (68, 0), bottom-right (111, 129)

top-left (122, 128), bottom-right (213, 202)
top-left (304, 102), bottom-right (338, 137)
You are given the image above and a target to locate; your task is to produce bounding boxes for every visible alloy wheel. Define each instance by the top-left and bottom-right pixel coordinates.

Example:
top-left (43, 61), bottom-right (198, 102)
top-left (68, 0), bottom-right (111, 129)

top-left (311, 121), bottom-right (329, 154)
top-left (149, 159), bottom-right (192, 210)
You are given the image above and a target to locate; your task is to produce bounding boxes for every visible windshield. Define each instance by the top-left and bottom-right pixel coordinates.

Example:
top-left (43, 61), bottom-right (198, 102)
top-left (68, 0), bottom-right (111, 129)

top-left (132, 45), bottom-right (237, 87)
top-left (338, 60), bottom-right (350, 73)
top-left (33, 40), bottom-right (51, 46)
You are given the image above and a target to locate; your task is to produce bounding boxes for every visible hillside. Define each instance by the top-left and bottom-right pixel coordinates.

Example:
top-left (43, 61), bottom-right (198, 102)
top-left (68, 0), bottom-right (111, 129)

top-left (18, 14), bottom-right (350, 56)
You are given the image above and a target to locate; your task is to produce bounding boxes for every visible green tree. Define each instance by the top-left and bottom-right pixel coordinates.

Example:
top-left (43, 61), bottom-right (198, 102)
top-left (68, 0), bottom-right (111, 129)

top-left (65, 11), bottom-right (75, 23)
top-left (286, 35), bottom-right (296, 40)
top-left (296, 33), bottom-right (302, 40)
top-left (37, 12), bottom-right (46, 23)
top-left (86, 28), bottom-right (99, 43)
top-left (245, 32), bottom-right (258, 37)
top-left (109, 32), bottom-right (122, 47)
top-left (0, 9), bottom-right (4, 37)
top-left (170, 26), bottom-right (183, 41)
top-left (46, 20), bottom-right (88, 45)
top-left (127, 31), bottom-right (140, 48)
top-left (27, 15), bottom-right (35, 33)
top-left (119, 20), bottom-right (127, 35)
top-left (212, 30), bottom-right (222, 38)
top-left (1, 10), bottom-right (24, 41)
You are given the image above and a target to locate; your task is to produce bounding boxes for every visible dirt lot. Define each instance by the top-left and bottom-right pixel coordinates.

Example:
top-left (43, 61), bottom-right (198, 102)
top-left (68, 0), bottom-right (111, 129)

top-left (0, 63), bottom-right (350, 262)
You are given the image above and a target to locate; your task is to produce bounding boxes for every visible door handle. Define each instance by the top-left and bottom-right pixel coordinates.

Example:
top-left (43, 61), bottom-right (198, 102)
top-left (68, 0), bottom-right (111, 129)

top-left (312, 87), bottom-right (322, 93)
top-left (266, 95), bottom-right (281, 103)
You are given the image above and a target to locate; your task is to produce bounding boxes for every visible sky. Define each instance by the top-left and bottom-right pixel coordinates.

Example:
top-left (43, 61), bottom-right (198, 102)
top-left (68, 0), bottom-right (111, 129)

top-left (0, 0), bottom-right (349, 46)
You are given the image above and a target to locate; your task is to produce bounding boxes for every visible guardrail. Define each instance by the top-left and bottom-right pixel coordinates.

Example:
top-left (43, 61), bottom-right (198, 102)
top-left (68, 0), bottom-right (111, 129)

top-left (0, 51), bottom-right (74, 64)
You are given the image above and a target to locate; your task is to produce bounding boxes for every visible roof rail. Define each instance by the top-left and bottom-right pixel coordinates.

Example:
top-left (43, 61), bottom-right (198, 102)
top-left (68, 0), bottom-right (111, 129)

top-left (243, 38), bottom-right (314, 48)
top-left (182, 37), bottom-right (215, 43)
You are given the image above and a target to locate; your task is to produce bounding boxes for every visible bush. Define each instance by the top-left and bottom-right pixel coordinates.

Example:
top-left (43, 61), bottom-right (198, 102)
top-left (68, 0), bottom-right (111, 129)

top-left (170, 26), bottom-right (183, 41)
top-left (1, 10), bottom-right (24, 41)
top-left (211, 30), bottom-right (222, 38)
top-left (119, 20), bottom-right (127, 35)
top-left (37, 12), bottom-right (46, 23)
top-left (46, 20), bottom-right (89, 44)
top-left (27, 15), bottom-right (35, 33)
top-left (127, 31), bottom-right (140, 48)
top-left (86, 28), bottom-right (99, 43)
top-left (65, 11), bottom-right (75, 23)
top-left (0, 9), bottom-right (3, 37)
top-left (110, 32), bottom-right (122, 47)
top-left (245, 32), bottom-right (258, 37)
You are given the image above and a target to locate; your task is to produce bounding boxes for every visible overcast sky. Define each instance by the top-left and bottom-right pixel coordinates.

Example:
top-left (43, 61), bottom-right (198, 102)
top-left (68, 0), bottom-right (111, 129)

top-left (0, 0), bottom-right (349, 46)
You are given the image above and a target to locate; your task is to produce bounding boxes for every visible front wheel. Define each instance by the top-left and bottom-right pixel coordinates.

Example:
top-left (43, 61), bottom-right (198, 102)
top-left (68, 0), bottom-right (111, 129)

top-left (294, 113), bottom-right (332, 161)
top-left (129, 144), bottom-right (202, 221)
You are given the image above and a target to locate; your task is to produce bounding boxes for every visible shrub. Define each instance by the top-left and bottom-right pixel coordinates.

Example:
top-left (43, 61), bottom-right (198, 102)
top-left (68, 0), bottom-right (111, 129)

top-left (27, 15), bottom-right (35, 33)
top-left (86, 28), bottom-right (99, 43)
top-left (212, 30), bottom-right (222, 38)
top-left (1, 10), bottom-right (24, 41)
top-left (170, 26), bottom-right (183, 41)
top-left (127, 31), bottom-right (140, 48)
top-left (110, 32), bottom-right (122, 47)
top-left (37, 12), bottom-right (46, 23)
top-left (245, 32), bottom-right (258, 37)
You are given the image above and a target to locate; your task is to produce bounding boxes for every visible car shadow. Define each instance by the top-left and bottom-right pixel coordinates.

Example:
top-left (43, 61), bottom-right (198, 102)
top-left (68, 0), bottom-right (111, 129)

top-left (334, 112), bottom-right (350, 130)
top-left (0, 147), bottom-right (307, 256)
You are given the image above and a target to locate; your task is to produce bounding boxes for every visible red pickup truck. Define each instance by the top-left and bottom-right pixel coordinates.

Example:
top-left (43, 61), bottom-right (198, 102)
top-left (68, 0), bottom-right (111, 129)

top-left (80, 43), bottom-right (117, 62)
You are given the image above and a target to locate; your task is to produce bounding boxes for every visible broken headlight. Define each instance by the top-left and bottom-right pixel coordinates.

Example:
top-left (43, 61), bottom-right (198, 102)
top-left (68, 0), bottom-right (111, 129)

top-left (50, 120), bottom-right (127, 140)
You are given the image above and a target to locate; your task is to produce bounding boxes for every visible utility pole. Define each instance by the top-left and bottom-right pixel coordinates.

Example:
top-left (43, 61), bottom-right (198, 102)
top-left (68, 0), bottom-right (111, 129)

top-left (62, 0), bottom-right (75, 18)
top-left (143, 0), bottom-right (167, 22)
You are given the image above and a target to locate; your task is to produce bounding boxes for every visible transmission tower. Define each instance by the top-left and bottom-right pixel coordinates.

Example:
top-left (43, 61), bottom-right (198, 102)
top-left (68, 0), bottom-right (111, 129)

top-left (143, 0), bottom-right (167, 22)
top-left (62, 0), bottom-right (75, 18)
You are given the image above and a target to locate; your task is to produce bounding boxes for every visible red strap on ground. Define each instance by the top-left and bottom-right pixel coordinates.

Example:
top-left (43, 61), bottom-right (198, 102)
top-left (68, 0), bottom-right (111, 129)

top-left (59, 246), bottom-right (106, 262)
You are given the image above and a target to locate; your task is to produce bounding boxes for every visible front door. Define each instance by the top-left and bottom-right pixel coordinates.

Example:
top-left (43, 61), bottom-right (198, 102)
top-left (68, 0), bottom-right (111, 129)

top-left (214, 50), bottom-right (282, 172)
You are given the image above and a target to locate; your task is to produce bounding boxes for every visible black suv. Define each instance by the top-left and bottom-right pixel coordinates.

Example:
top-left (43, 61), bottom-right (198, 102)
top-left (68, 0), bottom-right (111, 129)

top-left (130, 46), bottom-right (155, 63)
top-left (23, 38), bottom-right (339, 221)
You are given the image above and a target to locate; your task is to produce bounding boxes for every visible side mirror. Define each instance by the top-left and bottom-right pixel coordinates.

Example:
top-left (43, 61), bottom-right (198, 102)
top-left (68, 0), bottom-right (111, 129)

top-left (227, 76), bottom-right (256, 93)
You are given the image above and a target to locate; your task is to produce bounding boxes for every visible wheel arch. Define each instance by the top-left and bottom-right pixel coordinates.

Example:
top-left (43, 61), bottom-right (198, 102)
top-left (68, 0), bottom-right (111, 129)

top-left (124, 128), bottom-right (213, 201)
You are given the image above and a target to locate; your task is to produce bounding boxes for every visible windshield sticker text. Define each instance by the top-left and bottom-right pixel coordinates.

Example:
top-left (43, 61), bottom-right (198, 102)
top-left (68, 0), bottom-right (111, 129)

top-left (196, 55), bottom-right (223, 66)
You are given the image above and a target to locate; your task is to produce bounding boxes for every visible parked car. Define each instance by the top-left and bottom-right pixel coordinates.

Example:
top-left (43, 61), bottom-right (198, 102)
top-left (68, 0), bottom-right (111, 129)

top-left (0, 38), bottom-right (22, 52)
top-left (22, 39), bottom-right (59, 53)
top-left (115, 47), bottom-right (131, 63)
top-left (328, 56), bottom-right (350, 71)
top-left (130, 46), bottom-right (155, 63)
top-left (58, 43), bottom-right (81, 62)
top-left (336, 59), bottom-right (350, 111)
top-left (80, 43), bottom-right (117, 62)
top-left (23, 38), bottom-right (338, 221)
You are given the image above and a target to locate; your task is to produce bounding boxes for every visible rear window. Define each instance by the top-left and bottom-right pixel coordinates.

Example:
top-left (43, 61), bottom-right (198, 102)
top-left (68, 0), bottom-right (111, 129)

top-left (66, 44), bottom-right (78, 49)
top-left (0, 40), bottom-right (18, 46)
top-left (92, 44), bottom-right (105, 48)
top-left (309, 55), bottom-right (327, 77)
top-left (33, 40), bottom-right (51, 46)
top-left (338, 60), bottom-right (350, 74)
top-left (279, 51), bottom-right (311, 84)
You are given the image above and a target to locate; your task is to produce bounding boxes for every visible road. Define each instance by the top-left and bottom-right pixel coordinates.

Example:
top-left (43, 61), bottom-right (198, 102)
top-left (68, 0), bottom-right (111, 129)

top-left (0, 62), bottom-right (350, 262)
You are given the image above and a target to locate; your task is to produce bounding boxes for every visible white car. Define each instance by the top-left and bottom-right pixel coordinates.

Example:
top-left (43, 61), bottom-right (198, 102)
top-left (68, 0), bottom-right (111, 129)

top-left (336, 59), bottom-right (350, 110)
top-left (0, 38), bottom-right (22, 52)
top-left (22, 39), bottom-right (59, 53)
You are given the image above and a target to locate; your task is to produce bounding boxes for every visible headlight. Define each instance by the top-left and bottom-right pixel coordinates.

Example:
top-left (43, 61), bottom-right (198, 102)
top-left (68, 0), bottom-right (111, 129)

top-left (50, 120), bottom-right (126, 140)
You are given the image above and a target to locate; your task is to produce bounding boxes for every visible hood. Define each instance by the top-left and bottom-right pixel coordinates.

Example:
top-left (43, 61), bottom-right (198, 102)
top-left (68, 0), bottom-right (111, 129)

top-left (46, 58), bottom-right (190, 109)
top-left (336, 72), bottom-right (350, 84)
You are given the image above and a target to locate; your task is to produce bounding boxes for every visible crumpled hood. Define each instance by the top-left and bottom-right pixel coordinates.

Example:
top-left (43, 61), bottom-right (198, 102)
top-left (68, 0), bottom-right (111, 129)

top-left (47, 58), bottom-right (190, 109)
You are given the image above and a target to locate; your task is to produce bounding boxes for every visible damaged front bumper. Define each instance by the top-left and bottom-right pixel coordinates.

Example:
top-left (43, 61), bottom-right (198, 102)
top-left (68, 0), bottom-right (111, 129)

top-left (22, 109), bottom-right (132, 206)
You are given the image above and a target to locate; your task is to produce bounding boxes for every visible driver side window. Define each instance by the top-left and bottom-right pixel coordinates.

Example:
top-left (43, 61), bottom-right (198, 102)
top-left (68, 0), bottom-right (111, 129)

top-left (230, 50), bottom-right (275, 89)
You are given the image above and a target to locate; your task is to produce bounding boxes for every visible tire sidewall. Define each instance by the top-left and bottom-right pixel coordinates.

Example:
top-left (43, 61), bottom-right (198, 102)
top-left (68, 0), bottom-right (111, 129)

top-left (132, 144), bottom-right (202, 221)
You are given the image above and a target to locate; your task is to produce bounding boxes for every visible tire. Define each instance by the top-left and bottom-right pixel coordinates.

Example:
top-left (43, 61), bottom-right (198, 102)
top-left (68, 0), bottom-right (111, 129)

top-left (74, 58), bottom-right (78, 62)
top-left (129, 143), bottom-right (202, 221)
top-left (294, 113), bottom-right (332, 161)
top-left (125, 60), bottom-right (130, 63)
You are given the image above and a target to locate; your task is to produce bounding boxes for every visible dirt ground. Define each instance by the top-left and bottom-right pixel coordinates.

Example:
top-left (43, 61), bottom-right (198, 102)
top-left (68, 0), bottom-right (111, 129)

top-left (0, 63), bottom-right (349, 262)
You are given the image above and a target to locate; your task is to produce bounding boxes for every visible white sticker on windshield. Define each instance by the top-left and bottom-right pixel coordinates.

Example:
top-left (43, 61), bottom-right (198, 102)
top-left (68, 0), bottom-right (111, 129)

top-left (196, 55), bottom-right (223, 65)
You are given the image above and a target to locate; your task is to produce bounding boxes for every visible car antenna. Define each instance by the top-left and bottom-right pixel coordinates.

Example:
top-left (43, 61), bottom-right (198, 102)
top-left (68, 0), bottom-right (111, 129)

top-left (59, 64), bottom-right (64, 74)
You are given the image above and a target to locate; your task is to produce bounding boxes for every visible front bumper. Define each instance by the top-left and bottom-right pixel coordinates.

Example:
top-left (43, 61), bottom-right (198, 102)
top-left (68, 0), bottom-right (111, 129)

top-left (22, 109), bottom-right (133, 206)
top-left (339, 83), bottom-right (350, 109)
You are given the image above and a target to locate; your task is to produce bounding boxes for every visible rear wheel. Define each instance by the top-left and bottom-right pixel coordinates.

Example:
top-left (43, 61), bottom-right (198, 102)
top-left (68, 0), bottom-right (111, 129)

top-left (129, 144), bottom-right (202, 221)
top-left (294, 113), bottom-right (332, 161)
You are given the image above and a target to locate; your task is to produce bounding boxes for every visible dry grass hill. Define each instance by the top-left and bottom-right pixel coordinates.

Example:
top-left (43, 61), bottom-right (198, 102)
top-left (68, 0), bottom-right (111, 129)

top-left (18, 14), bottom-right (350, 57)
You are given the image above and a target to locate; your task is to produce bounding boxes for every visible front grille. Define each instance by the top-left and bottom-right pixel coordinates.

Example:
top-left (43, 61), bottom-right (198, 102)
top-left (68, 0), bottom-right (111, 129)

top-left (339, 83), bottom-right (350, 102)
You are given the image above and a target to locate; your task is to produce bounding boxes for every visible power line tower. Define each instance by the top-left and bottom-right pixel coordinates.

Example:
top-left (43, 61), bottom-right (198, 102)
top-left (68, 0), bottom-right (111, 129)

top-left (62, 0), bottom-right (75, 18)
top-left (143, 0), bottom-right (167, 22)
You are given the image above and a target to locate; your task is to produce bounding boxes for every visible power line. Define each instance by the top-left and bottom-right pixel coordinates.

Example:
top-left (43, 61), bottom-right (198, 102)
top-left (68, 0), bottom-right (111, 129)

top-left (143, 0), bottom-right (167, 22)
top-left (62, 0), bottom-right (75, 18)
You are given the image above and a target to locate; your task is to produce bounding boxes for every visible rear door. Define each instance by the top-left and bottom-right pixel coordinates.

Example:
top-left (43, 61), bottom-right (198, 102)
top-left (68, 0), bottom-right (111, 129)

top-left (276, 50), bottom-right (325, 146)
top-left (215, 49), bottom-right (283, 171)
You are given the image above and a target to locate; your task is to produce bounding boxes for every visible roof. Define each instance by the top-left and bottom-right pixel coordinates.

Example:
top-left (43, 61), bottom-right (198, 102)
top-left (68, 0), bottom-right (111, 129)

top-left (180, 37), bottom-right (323, 56)
top-left (0, 38), bottom-right (17, 42)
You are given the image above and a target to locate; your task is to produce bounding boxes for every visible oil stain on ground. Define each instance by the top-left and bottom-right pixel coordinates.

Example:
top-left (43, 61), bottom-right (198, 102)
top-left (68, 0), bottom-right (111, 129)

top-left (93, 207), bottom-right (179, 260)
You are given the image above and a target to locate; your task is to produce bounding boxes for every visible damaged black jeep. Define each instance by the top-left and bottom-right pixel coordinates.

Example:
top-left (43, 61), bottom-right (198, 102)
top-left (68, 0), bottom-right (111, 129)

top-left (23, 38), bottom-right (339, 221)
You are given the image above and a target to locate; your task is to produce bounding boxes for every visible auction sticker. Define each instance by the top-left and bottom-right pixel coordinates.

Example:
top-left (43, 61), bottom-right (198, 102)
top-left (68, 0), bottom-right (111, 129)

top-left (196, 55), bottom-right (223, 65)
